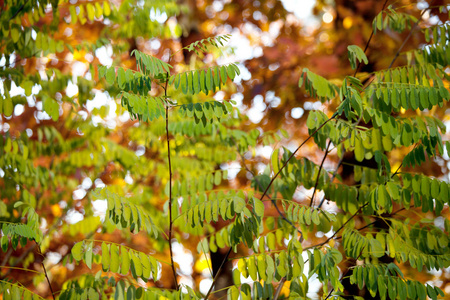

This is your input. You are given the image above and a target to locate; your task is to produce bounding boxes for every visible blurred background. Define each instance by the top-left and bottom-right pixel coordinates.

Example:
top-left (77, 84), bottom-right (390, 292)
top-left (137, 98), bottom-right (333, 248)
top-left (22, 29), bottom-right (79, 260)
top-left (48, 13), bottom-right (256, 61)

top-left (1, 0), bottom-right (450, 299)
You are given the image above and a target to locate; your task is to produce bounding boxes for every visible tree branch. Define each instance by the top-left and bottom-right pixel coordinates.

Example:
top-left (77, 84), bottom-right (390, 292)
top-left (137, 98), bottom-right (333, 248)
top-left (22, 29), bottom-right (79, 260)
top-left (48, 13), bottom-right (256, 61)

top-left (238, 151), bottom-right (302, 237)
top-left (304, 202), bottom-right (369, 251)
top-left (164, 74), bottom-right (178, 290)
top-left (324, 245), bottom-right (366, 300)
top-left (36, 243), bottom-right (56, 300)
top-left (352, 0), bottom-right (390, 77)
top-left (310, 140), bottom-right (332, 207)
top-left (274, 276), bottom-right (287, 300)
top-left (260, 113), bottom-right (337, 201)
top-left (205, 115), bottom-right (337, 299)
top-left (204, 247), bottom-right (233, 299)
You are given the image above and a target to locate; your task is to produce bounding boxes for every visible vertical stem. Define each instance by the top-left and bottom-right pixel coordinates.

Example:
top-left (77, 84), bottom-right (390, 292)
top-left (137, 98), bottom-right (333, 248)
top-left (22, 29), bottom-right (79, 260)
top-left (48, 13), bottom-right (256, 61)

top-left (164, 76), bottom-right (178, 290)
top-left (36, 243), bottom-right (55, 300)
top-left (309, 140), bottom-right (332, 207)
top-left (260, 113), bottom-right (337, 201)
top-left (204, 247), bottom-right (233, 299)
top-left (273, 277), bottom-right (287, 300)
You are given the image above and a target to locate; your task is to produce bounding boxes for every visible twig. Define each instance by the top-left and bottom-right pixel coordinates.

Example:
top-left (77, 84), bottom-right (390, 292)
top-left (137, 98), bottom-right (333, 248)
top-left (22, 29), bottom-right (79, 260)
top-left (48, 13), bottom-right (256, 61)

top-left (352, 0), bottom-right (390, 77)
top-left (260, 113), bottom-right (337, 201)
top-left (316, 0), bottom-right (390, 209)
top-left (386, 0), bottom-right (435, 70)
top-left (204, 247), bottom-right (233, 300)
top-left (273, 276), bottom-right (287, 300)
top-left (304, 202), bottom-right (369, 251)
top-left (324, 245), bottom-right (366, 300)
top-left (164, 74), bottom-right (178, 290)
top-left (317, 151), bottom-right (344, 209)
top-left (238, 152), bottom-right (302, 237)
top-left (205, 115), bottom-right (337, 299)
top-left (9, 0), bottom-right (27, 21)
top-left (310, 140), bottom-right (332, 207)
top-left (36, 243), bottom-right (56, 300)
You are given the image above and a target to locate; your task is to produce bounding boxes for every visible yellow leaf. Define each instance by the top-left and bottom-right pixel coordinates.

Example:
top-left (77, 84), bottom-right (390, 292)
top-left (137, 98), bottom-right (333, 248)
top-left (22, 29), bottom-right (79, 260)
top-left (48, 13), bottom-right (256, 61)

top-left (51, 204), bottom-right (62, 217)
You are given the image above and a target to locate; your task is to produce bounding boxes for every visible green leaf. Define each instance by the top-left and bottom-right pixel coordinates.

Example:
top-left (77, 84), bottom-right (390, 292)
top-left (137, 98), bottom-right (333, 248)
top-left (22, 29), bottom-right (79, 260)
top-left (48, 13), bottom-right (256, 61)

top-left (117, 68), bottom-right (126, 88)
top-left (120, 246), bottom-right (130, 275)
top-left (4, 96), bottom-right (13, 117)
top-left (131, 252), bottom-right (143, 277)
top-left (271, 148), bottom-right (279, 173)
top-left (101, 242), bottom-right (110, 271)
top-left (348, 45), bottom-right (368, 69)
top-left (253, 198), bottom-right (264, 217)
top-left (139, 252), bottom-right (151, 279)
top-left (232, 268), bottom-right (241, 285)
top-left (227, 65), bottom-right (236, 80)
top-left (94, 2), bottom-right (103, 18)
top-left (103, 1), bottom-right (111, 16)
top-left (71, 241), bottom-right (84, 261)
top-left (110, 244), bottom-right (119, 273)
top-left (106, 67), bottom-right (115, 85)
top-left (234, 197), bottom-right (245, 213)
top-left (85, 241), bottom-right (93, 269)
top-left (220, 66), bottom-right (227, 84)
top-left (69, 5), bottom-right (77, 24)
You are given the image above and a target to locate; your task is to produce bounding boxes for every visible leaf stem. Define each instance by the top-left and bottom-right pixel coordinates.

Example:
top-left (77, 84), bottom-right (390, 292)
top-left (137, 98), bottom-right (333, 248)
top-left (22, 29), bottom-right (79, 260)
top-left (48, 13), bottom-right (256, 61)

top-left (304, 202), bottom-right (369, 251)
top-left (164, 75), bottom-right (178, 290)
top-left (260, 113), bottom-right (337, 201)
top-left (205, 115), bottom-right (337, 299)
top-left (273, 277), bottom-right (287, 300)
top-left (238, 151), bottom-right (302, 237)
top-left (36, 243), bottom-right (56, 300)
top-left (324, 245), bottom-right (366, 300)
top-left (310, 140), bottom-right (332, 207)
top-left (204, 247), bottom-right (233, 299)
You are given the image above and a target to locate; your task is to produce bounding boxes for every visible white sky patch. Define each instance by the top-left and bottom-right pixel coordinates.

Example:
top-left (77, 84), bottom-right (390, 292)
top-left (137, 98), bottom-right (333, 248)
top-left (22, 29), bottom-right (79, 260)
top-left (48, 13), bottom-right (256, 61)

top-left (7, 81), bottom-right (25, 97)
top-left (14, 104), bottom-right (24, 116)
top-left (86, 91), bottom-right (108, 111)
top-left (92, 199), bottom-right (108, 221)
top-left (72, 61), bottom-right (88, 77)
top-left (256, 145), bottom-right (273, 160)
top-left (221, 161), bottom-right (241, 180)
top-left (73, 188), bottom-right (87, 200)
top-left (247, 94), bottom-right (266, 123)
top-left (172, 241), bottom-right (194, 276)
top-left (47, 252), bottom-right (62, 265)
top-left (199, 278), bottom-right (212, 295)
top-left (281, 0), bottom-right (318, 28)
top-left (66, 81), bottom-right (78, 97)
top-left (95, 45), bottom-right (113, 66)
top-left (65, 208), bottom-right (84, 224)
top-left (149, 9), bottom-right (168, 23)
top-left (82, 177), bottom-right (92, 189)
top-left (291, 107), bottom-right (304, 119)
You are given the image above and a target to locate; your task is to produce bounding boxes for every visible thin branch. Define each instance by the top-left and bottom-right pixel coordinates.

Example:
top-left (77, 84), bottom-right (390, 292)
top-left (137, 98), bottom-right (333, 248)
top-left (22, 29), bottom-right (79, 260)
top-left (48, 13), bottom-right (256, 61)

top-left (310, 140), bottom-right (332, 207)
top-left (205, 115), bottom-right (337, 299)
top-left (9, 0), bottom-right (27, 21)
top-left (238, 151), bottom-right (302, 237)
top-left (324, 246), bottom-right (366, 300)
top-left (204, 247), bottom-right (233, 300)
top-left (36, 243), bottom-right (56, 300)
top-left (386, 0), bottom-right (435, 70)
top-left (352, 0), bottom-right (390, 77)
top-left (260, 113), bottom-right (337, 201)
top-left (304, 202), bottom-right (369, 251)
top-left (164, 74), bottom-right (178, 290)
top-left (316, 0), bottom-right (390, 209)
top-left (317, 148), bottom-right (345, 209)
top-left (273, 276), bottom-right (287, 300)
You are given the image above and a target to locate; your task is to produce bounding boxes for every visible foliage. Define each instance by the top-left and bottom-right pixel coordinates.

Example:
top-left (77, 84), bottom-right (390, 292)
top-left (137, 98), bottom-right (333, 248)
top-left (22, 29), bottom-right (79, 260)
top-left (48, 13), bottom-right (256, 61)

top-left (1, 0), bottom-right (450, 300)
